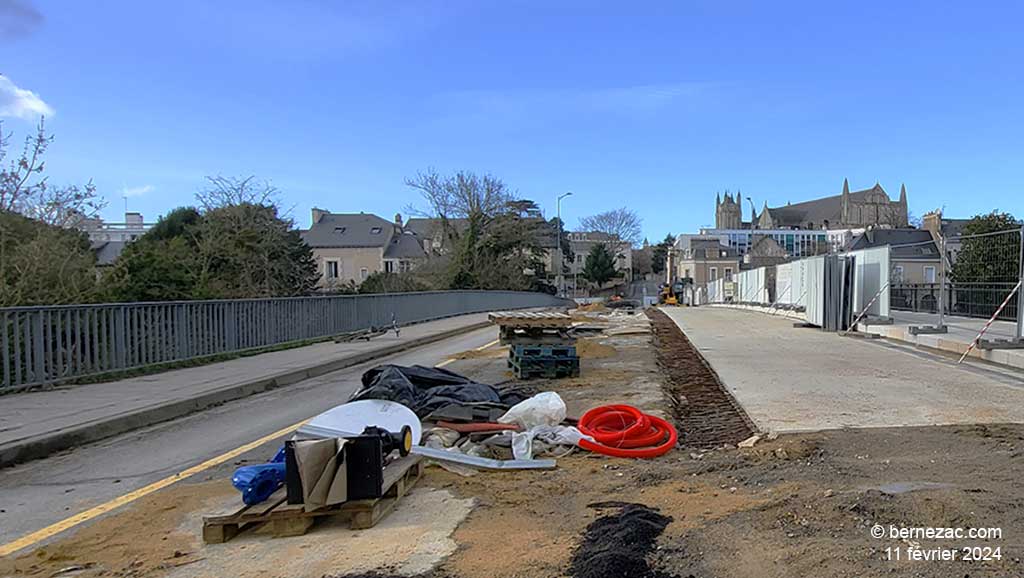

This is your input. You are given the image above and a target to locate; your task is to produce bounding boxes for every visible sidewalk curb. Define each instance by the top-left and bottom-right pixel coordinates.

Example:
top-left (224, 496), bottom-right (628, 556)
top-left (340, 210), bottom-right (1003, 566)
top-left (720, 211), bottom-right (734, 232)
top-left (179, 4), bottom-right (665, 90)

top-left (0, 320), bottom-right (492, 468)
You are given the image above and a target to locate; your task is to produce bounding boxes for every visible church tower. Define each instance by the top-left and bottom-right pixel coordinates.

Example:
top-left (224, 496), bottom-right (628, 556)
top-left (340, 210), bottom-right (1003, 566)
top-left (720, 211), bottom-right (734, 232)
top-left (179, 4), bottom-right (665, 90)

top-left (715, 191), bottom-right (742, 229)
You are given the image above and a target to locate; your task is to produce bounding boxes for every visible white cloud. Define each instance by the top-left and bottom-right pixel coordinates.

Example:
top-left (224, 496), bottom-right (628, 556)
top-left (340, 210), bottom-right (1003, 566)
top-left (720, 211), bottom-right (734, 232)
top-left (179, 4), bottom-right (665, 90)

top-left (121, 184), bottom-right (154, 198)
top-left (0, 75), bottom-right (53, 119)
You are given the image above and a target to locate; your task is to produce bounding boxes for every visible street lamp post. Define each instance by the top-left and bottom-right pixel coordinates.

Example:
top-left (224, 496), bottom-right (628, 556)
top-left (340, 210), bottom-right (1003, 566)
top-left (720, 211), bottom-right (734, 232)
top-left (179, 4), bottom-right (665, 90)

top-left (556, 192), bottom-right (573, 297)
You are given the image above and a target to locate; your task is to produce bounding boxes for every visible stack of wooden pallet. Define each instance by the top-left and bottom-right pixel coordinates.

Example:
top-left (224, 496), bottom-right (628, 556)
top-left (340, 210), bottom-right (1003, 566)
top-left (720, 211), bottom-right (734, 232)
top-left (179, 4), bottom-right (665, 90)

top-left (488, 311), bottom-right (579, 379)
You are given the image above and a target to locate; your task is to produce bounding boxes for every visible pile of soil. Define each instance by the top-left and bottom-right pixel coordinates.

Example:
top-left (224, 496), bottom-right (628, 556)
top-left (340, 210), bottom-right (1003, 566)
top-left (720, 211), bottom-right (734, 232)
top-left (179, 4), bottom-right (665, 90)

top-left (576, 338), bottom-right (616, 359)
top-left (576, 303), bottom-right (608, 313)
top-left (647, 309), bottom-right (754, 448)
top-left (569, 503), bottom-right (676, 578)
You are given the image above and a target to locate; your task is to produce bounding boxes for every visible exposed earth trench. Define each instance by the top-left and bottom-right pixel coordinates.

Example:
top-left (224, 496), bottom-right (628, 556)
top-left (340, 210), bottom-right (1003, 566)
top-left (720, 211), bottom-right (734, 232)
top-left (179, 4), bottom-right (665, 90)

top-left (646, 308), bottom-right (756, 448)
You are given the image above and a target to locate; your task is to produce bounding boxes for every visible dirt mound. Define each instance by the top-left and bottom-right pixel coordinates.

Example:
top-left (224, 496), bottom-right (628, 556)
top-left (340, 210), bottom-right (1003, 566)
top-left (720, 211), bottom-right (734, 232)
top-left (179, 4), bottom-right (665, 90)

top-left (576, 302), bottom-right (608, 312)
top-left (569, 503), bottom-right (676, 578)
top-left (576, 339), bottom-right (616, 359)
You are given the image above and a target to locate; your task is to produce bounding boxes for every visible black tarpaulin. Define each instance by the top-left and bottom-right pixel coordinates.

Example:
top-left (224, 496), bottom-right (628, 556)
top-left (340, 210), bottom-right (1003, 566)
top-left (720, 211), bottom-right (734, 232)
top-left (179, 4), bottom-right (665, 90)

top-left (351, 365), bottom-right (531, 417)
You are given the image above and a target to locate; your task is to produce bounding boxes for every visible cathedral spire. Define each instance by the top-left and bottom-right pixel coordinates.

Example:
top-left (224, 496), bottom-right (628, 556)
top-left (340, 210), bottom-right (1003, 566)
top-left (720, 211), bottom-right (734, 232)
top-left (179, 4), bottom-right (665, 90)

top-left (841, 178), bottom-right (850, 224)
top-left (899, 183), bottom-right (907, 204)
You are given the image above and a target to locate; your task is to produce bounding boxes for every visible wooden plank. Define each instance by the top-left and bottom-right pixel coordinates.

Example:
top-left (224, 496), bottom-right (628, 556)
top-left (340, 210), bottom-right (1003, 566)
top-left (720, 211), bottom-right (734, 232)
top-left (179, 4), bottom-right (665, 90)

top-left (203, 522), bottom-right (239, 544)
top-left (204, 488), bottom-right (286, 524)
top-left (272, 516), bottom-right (315, 537)
top-left (351, 497), bottom-right (397, 530)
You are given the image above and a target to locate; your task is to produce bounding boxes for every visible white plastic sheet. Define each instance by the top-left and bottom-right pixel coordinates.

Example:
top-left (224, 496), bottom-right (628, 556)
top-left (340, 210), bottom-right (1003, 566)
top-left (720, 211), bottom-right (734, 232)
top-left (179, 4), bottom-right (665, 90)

top-left (498, 391), bottom-right (566, 429)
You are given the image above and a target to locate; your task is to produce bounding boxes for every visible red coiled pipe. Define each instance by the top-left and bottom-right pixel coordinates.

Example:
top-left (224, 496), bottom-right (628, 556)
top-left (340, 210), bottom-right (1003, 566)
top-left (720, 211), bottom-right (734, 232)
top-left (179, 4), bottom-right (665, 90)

top-left (576, 404), bottom-right (678, 458)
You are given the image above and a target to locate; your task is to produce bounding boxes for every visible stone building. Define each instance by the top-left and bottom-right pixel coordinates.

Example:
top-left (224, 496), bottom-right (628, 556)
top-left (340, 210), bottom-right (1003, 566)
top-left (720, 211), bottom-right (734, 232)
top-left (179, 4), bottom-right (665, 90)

top-left (754, 179), bottom-right (909, 230)
top-left (667, 235), bottom-right (741, 285)
top-left (301, 210), bottom-right (428, 287)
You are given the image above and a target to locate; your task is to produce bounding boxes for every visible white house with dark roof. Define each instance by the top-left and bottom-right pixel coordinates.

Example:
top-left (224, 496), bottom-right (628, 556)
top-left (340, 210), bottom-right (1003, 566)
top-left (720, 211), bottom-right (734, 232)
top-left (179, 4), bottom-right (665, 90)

top-left (301, 209), bottom-right (427, 287)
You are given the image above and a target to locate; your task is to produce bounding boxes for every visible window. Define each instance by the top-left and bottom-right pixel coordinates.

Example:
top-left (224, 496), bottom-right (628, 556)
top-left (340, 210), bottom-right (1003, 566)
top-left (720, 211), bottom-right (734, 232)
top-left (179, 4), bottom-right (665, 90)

top-left (710, 267), bottom-right (718, 281)
top-left (725, 267), bottom-right (733, 280)
top-left (576, 254), bottom-right (583, 263)
top-left (385, 261), bottom-right (395, 273)
top-left (684, 268), bottom-right (691, 279)
top-left (370, 227), bottom-right (382, 234)
top-left (399, 260), bottom-right (411, 273)
top-left (893, 265), bottom-right (904, 282)
top-left (924, 266), bottom-right (936, 284)
top-left (360, 267), bottom-right (368, 280)
top-left (325, 260), bottom-right (339, 280)
top-left (333, 227), bottom-right (346, 234)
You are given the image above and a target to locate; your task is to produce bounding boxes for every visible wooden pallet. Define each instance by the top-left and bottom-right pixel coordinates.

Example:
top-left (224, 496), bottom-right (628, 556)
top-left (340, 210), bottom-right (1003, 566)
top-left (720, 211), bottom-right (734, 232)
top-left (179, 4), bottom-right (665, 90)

top-left (202, 455), bottom-right (424, 544)
top-left (500, 326), bottom-right (575, 345)
top-left (489, 310), bottom-right (573, 329)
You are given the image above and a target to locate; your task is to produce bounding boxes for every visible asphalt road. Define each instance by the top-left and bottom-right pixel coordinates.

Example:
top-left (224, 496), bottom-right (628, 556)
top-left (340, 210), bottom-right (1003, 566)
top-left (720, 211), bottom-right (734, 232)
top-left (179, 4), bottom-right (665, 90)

top-left (0, 325), bottom-right (499, 547)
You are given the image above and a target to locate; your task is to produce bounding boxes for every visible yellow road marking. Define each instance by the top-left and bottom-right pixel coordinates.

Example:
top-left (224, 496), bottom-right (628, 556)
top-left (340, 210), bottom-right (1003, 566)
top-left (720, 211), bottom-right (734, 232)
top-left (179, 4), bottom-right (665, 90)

top-left (0, 336), bottom-right (504, 557)
top-left (475, 339), bottom-right (500, 350)
top-left (436, 338), bottom-right (500, 368)
top-left (0, 420), bottom-right (307, 557)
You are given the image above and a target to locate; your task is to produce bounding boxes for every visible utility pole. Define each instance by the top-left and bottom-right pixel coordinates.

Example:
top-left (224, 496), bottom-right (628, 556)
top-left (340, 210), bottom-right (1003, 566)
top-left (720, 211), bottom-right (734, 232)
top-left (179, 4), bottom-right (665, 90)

top-left (556, 192), bottom-right (573, 297)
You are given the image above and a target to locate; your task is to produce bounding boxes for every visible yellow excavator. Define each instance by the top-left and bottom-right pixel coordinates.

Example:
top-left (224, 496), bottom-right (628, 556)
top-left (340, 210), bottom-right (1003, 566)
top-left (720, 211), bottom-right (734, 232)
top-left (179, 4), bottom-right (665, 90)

top-left (658, 280), bottom-right (690, 306)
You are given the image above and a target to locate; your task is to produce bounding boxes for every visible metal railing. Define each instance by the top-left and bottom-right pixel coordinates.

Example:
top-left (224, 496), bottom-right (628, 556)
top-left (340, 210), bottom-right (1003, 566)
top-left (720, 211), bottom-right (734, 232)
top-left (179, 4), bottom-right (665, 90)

top-left (892, 282), bottom-right (1020, 321)
top-left (1, 291), bottom-right (572, 391)
top-left (887, 226), bottom-right (1023, 339)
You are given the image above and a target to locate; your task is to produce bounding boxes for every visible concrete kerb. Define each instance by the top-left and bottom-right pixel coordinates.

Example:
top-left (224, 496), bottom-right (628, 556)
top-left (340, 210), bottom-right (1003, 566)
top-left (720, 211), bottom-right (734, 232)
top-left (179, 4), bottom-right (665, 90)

top-left (0, 320), bottom-right (492, 468)
top-left (859, 321), bottom-right (1024, 372)
top-left (704, 303), bottom-right (807, 321)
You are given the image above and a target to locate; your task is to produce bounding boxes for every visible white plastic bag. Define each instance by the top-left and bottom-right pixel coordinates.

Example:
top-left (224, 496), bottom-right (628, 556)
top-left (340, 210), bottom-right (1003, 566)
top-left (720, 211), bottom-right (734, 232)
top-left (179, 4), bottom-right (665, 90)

top-left (510, 425), bottom-right (591, 460)
top-left (498, 392), bottom-right (567, 429)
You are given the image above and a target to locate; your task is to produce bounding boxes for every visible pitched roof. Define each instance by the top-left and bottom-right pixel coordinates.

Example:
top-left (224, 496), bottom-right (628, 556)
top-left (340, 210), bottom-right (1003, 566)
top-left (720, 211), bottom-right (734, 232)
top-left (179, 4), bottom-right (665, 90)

top-left (301, 213), bottom-right (395, 248)
top-left (848, 228), bottom-right (939, 260)
top-left (939, 218), bottom-right (972, 239)
top-left (384, 231), bottom-right (428, 259)
top-left (766, 184), bottom-right (890, 228)
top-left (748, 235), bottom-right (788, 257)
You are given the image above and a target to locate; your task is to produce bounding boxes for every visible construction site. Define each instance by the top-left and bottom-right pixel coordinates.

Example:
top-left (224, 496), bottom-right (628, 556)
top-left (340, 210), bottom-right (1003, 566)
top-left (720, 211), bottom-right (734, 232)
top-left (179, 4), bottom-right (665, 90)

top-left (2, 288), bottom-right (1024, 578)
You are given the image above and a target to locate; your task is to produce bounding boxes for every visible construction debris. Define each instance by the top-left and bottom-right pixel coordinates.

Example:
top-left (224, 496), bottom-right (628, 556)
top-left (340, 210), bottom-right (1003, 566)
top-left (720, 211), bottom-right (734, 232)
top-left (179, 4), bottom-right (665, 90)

top-left (737, 434), bottom-right (762, 448)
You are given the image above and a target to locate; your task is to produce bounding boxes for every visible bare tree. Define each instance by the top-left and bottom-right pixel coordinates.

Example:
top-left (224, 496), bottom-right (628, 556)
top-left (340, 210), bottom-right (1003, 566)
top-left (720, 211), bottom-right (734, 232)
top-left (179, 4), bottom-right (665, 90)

top-left (579, 207), bottom-right (643, 247)
top-left (195, 175), bottom-right (279, 211)
top-left (0, 118), bottom-right (105, 226)
top-left (405, 168), bottom-right (515, 241)
top-left (405, 169), bottom-right (543, 290)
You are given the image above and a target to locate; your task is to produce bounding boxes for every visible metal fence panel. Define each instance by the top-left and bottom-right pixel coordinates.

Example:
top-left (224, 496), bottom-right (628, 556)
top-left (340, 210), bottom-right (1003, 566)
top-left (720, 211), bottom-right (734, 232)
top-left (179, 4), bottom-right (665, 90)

top-left (1, 291), bottom-right (572, 391)
top-left (849, 246), bottom-right (891, 319)
top-left (803, 256), bottom-right (827, 327)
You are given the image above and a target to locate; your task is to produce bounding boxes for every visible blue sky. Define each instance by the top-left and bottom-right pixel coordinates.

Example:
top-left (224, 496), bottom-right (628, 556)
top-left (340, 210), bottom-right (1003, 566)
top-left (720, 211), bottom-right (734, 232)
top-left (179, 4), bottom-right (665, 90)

top-left (2, 0), bottom-right (1021, 240)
